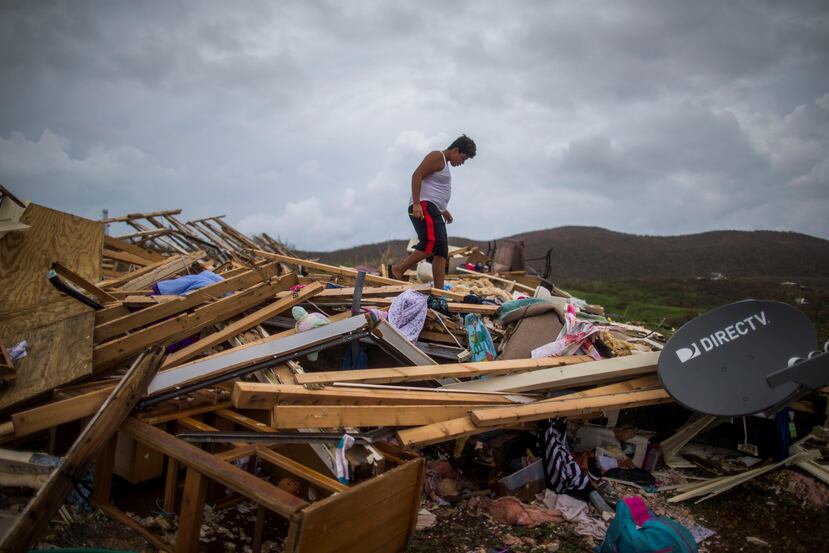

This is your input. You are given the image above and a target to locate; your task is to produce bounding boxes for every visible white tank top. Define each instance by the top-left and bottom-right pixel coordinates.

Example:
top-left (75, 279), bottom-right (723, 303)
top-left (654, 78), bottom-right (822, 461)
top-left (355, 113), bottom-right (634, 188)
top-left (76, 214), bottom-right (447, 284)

top-left (410, 151), bottom-right (451, 212)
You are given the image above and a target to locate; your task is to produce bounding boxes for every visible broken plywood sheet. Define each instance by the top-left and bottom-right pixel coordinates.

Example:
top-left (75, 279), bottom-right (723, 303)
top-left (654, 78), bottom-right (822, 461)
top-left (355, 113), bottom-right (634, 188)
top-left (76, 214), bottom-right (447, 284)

top-left (0, 308), bottom-right (95, 412)
top-left (0, 204), bottom-right (103, 318)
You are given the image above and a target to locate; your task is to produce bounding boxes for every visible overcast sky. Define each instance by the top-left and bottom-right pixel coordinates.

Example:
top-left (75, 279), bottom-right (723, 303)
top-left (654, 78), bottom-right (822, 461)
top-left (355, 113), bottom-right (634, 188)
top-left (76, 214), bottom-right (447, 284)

top-left (1, 1), bottom-right (828, 250)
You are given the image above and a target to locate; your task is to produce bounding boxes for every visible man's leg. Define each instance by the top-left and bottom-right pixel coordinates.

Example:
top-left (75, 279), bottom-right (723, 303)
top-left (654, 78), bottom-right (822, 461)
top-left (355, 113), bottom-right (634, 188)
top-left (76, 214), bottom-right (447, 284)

top-left (392, 250), bottom-right (428, 280)
top-left (431, 255), bottom-right (447, 290)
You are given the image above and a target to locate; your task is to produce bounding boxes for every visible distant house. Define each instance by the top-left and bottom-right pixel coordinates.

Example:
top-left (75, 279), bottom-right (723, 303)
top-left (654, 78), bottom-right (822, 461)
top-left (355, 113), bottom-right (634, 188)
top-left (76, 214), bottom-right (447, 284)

top-left (780, 281), bottom-right (797, 287)
top-left (795, 297), bottom-right (809, 305)
top-left (709, 272), bottom-right (725, 281)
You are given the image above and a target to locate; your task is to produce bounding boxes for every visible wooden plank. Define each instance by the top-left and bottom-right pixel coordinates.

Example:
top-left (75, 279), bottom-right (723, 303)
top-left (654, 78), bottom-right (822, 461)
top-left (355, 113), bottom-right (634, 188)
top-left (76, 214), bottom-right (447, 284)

top-left (11, 387), bottom-right (111, 437)
top-left (285, 458), bottom-right (423, 553)
top-left (94, 261), bottom-right (281, 343)
top-left (272, 404), bottom-right (493, 429)
top-left (51, 261), bottom-right (119, 303)
top-left (103, 209), bottom-right (182, 223)
top-left (103, 247), bottom-right (154, 267)
top-left (277, 283), bottom-right (432, 299)
top-left (164, 457), bottom-right (180, 513)
top-left (0, 348), bottom-right (163, 553)
top-left (104, 234), bottom-right (166, 263)
top-left (138, 401), bottom-right (234, 426)
top-left (92, 436), bottom-right (118, 504)
top-left (93, 500), bottom-right (173, 552)
top-left (441, 351), bottom-right (660, 393)
top-left (360, 297), bottom-right (499, 315)
top-left (162, 281), bottom-right (324, 368)
top-left (121, 417), bottom-right (308, 518)
top-left (118, 251), bottom-right (206, 291)
top-left (294, 355), bottom-right (593, 386)
top-left (0, 308), bottom-right (95, 412)
top-left (397, 377), bottom-right (666, 447)
top-left (253, 250), bottom-right (465, 301)
top-left (256, 447), bottom-right (347, 494)
top-left (175, 468), bottom-right (208, 553)
top-left (470, 388), bottom-right (671, 426)
top-left (457, 267), bottom-right (535, 293)
top-left (232, 382), bottom-right (516, 408)
top-left (93, 274), bottom-right (298, 370)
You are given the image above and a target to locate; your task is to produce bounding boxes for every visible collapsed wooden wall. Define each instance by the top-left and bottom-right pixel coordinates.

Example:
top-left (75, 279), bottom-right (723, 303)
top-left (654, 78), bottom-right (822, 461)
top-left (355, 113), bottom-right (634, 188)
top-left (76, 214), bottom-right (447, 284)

top-left (0, 204), bottom-right (103, 411)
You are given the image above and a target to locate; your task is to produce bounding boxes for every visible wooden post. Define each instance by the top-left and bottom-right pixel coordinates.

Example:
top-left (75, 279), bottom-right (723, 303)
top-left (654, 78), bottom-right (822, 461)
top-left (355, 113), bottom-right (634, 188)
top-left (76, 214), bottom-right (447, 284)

top-left (175, 468), bottom-right (208, 553)
top-left (164, 457), bottom-right (180, 513)
top-left (92, 436), bottom-right (118, 505)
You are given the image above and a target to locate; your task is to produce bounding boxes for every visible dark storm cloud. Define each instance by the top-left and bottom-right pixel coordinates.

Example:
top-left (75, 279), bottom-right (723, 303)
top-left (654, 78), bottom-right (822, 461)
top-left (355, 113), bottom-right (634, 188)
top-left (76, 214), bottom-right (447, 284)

top-left (0, 0), bottom-right (827, 248)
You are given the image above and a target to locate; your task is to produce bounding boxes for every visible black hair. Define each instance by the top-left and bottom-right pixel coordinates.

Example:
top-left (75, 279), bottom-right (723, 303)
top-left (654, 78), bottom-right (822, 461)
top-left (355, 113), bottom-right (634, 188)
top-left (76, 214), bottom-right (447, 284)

top-left (447, 134), bottom-right (476, 158)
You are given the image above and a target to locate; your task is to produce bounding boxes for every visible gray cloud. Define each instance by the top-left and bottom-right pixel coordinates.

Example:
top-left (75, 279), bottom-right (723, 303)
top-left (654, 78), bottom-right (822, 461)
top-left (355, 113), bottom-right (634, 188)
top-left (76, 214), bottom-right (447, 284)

top-left (1, 0), bottom-right (827, 249)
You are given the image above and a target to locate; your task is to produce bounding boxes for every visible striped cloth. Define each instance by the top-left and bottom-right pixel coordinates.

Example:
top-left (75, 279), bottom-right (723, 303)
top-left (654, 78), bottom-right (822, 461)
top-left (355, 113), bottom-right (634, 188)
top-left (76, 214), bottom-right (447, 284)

top-left (537, 418), bottom-right (591, 495)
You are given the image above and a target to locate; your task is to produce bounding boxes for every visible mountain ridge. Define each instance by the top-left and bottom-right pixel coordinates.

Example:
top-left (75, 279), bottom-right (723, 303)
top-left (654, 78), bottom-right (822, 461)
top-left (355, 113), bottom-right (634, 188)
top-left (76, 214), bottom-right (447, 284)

top-left (298, 226), bottom-right (829, 282)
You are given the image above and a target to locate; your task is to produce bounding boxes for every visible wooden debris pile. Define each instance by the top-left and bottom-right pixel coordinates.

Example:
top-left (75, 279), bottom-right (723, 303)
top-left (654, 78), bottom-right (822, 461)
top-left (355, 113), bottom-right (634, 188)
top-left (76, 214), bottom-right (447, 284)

top-left (0, 192), bottom-right (697, 552)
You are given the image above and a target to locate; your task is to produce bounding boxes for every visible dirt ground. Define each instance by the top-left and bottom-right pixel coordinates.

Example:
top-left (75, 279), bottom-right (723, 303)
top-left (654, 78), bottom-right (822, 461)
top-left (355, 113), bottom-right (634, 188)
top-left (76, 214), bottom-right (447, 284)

top-left (4, 465), bottom-right (824, 553)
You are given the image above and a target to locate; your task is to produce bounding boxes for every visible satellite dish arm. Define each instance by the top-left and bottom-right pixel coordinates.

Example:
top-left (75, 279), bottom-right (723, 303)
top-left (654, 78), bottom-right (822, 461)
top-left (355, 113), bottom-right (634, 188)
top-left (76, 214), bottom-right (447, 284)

top-left (766, 343), bottom-right (829, 390)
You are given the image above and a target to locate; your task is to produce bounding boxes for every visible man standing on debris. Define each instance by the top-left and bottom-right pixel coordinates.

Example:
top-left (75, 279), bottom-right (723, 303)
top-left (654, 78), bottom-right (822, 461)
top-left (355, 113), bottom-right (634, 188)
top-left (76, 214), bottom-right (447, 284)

top-left (390, 134), bottom-right (476, 299)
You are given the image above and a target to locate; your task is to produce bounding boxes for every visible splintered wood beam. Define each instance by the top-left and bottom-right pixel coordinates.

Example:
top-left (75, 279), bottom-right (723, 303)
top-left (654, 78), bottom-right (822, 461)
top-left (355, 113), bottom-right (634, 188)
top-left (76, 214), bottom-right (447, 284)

top-left (276, 283), bottom-right (432, 299)
top-left (440, 351), bottom-right (661, 393)
top-left (101, 209), bottom-right (183, 224)
top-left (231, 382), bottom-right (516, 409)
top-left (294, 355), bottom-right (594, 386)
top-left (470, 388), bottom-right (671, 426)
top-left (11, 387), bottom-right (112, 437)
top-left (121, 418), bottom-right (308, 518)
top-left (161, 281), bottom-right (324, 369)
top-left (397, 377), bottom-right (669, 447)
top-left (93, 274), bottom-right (298, 370)
top-left (271, 404), bottom-right (494, 429)
top-left (51, 262), bottom-right (120, 303)
top-left (0, 348), bottom-right (164, 553)
top-left (95, 261), bottom-right (281, 343)
top-left (117, 251), bottom-right (207, 291)
top-left (252, 250), bottom-right (466, 301)
top-left (255, 447), bottom-right (347, 493)
top-left (359, 297), bottom-right (499, 315)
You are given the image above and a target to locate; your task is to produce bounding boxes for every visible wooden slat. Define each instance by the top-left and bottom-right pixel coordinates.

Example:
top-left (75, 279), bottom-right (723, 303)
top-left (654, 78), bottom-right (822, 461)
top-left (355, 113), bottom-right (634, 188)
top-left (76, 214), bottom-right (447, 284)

top-left (256, 447), bottom-right (347, 494)
top-left (121, 417), bottom-right (308, 518)
top-left (0, 348), bottom-right (164, 553)
top-left (93, 274), bottom-right (298, 370)
top-left (11, 387), bottom-right (112, 437)
top-left (253, 250), bottom-right (465, 301)
top-left (102, 248), bottom-right (154, 267)
top-left (95, 261), bottom-right (280, 343)
top-left (470, 388), bottom-right (671, 426)
top-left (232, 382), bottom-right (515, 408)
top-left (294, 355), bottom-right (594, 385)
top-left (272, 404), bottom-right (492, 429)
top-left (441, 351), bottom-right (661, 393)
top-left (161, 281), bottom-right (324, 368)
top-left (176, 468), bottom-right (208, 553)
top-left (104, 234), bottom-right (166, 263)
top-left (51, 262), bottom-right (119, 303)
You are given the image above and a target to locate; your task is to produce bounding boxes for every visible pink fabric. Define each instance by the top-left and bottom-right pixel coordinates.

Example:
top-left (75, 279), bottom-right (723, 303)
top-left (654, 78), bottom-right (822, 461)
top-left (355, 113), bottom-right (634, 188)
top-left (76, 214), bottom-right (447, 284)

top-left (623, 496), bottom-right (652, 526)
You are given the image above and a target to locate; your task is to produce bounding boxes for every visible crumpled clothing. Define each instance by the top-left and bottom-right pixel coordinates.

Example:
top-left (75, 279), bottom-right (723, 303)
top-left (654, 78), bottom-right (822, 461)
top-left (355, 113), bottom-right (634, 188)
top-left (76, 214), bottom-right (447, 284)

top-left (464, 313), bottom-right (497, 362)
top-left (155, 270), bottom-right (224, 295)
top-left (531, 304), bottom-right (602, 360)
top-left (540, 490), bottom-right (607, 540)
top-left (480, 496), bottom-right (563, 527)
top-left (292, 306), bottom-right (330, 361)
top-left (388, 290), bottom-right (428, 342)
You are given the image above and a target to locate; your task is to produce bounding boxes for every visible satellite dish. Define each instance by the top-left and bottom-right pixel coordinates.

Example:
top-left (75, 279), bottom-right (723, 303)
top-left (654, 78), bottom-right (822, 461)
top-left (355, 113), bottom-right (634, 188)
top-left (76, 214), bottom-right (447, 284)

top-left (659, 300), bottom-right (823, 416)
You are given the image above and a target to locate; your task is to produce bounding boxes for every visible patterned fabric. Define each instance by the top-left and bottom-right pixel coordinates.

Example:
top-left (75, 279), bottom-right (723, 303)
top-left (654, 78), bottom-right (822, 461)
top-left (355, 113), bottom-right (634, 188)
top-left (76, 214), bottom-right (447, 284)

top-left (388, 289), bottom-right (429, 342)
top-left (537, 418), bottom-right (591, 495)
